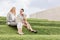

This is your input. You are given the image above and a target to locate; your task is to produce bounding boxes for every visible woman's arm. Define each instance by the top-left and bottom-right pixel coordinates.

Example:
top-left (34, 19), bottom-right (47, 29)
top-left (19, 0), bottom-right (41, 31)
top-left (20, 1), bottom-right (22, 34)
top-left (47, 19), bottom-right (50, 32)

top-left (22, 14), bottom-right (28, 25)
top-left (23, 14), bottom-right (27, 22)
top-left (7, 13), bottom-right (14, 22)
top-left (6, 13), bottom-right (10, 22)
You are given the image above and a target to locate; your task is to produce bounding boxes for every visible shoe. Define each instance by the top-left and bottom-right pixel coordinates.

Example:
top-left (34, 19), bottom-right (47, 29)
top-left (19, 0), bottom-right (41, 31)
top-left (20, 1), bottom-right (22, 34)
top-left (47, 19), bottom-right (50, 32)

top-left (18, 32), bottom-right (24, 35)
top-left (31, 30), bottom-right (37, 33)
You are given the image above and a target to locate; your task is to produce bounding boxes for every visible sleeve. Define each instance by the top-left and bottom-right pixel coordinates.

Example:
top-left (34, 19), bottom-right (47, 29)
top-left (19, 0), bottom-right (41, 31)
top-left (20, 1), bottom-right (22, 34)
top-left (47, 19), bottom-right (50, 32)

top-left (6, 13), bottom-right (10, 22)
top-left (24, 14), bottom-right (27, 17)
top-left (6, 12), bottom-right (13, 22)
top-left (23, 14), bottom-right (27, 21)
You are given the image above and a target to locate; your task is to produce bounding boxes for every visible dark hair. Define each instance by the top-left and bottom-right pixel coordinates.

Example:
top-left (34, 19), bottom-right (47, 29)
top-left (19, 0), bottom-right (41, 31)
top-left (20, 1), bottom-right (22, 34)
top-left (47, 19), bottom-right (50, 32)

top-left (21, 8), bottom-right (24, 12)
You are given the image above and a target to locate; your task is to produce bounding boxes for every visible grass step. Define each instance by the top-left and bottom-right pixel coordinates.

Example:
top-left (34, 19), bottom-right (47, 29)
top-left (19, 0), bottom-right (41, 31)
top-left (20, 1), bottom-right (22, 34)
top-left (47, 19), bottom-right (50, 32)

top-left (0, 35), bottom-right (60, 40)
top-left (0, 17), bottom-right (60, 40)
top-left (0, 25), bottom-right (60, 35)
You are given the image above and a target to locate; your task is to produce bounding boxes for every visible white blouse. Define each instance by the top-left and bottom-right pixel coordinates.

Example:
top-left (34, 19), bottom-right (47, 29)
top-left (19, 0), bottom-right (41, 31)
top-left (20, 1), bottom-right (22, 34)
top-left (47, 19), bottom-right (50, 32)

top-left (10, 12), bottom-right (16, 21)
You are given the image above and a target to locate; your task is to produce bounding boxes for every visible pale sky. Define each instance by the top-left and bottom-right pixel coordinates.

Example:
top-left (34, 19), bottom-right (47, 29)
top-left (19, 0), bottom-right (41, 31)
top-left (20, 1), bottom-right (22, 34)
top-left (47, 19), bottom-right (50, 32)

top-left (0, 0), bottom-right (60, 17)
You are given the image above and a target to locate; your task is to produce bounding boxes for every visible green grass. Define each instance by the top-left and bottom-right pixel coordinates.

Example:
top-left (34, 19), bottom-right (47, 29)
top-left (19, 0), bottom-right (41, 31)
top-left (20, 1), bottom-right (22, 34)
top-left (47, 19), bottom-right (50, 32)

top-left (0, 17), bottom-right (60, 40)
top-left (0, 35), bottom-right (60, 40)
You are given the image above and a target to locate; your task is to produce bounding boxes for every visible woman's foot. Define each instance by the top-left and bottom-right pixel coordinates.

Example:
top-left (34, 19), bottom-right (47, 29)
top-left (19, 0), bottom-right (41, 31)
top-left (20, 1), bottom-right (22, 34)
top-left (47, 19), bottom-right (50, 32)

top-left (30, 30), bottom-right (37, 33)
top-left (18, 32), bottom-right (24, 35)
top-left (31, 30), bottom-right (37, 33)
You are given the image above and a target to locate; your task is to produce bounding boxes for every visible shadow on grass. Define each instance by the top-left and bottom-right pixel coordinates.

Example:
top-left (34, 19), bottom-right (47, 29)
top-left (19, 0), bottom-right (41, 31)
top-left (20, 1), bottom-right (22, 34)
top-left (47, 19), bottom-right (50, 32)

top-left (8, 25), bottom-right (17, 31)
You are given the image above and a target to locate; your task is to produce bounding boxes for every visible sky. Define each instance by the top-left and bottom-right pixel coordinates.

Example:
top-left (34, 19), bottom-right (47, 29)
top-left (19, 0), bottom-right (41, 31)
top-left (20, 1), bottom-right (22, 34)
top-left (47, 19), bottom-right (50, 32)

top-left (0, 0), bottom-right (60, 17)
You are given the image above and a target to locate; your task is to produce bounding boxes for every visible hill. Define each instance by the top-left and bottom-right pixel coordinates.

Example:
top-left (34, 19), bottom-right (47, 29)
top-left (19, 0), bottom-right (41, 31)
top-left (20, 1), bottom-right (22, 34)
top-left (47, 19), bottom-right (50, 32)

top-left (0, 17), bottom-right (60, 40)
top-left (30, 7), bottom-right (60, 21)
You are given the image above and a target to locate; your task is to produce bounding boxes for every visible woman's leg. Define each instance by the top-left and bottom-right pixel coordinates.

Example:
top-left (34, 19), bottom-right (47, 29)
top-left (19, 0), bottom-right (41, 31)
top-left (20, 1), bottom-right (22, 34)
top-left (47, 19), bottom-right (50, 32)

top-left (17, 22), bottom-right (24, 35)
top-left (23, 21), bottom-right (32, 30)
top-left (23, 21), bottom-right (37, 33)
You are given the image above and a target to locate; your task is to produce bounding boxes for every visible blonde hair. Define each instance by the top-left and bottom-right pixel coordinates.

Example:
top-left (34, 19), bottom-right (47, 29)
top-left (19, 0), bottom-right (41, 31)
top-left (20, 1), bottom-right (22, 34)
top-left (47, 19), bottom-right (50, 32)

top-left (10, 7), bottom-right (16, 15)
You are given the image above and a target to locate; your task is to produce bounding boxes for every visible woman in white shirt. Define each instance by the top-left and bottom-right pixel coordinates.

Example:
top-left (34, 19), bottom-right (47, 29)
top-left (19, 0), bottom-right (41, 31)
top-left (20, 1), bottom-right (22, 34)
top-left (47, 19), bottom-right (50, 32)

top-left (16, 9), bottom-right (37, 35)
top-left (7, 7), bottom-right (17, 26)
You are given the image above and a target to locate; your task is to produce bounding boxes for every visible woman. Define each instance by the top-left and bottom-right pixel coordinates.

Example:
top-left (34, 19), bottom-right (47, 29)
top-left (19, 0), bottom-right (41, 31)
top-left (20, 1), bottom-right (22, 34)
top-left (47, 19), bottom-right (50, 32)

top-left (7, 7), bottom-right (17, 26)
top-left (16, 8), bottom-right (37, 35)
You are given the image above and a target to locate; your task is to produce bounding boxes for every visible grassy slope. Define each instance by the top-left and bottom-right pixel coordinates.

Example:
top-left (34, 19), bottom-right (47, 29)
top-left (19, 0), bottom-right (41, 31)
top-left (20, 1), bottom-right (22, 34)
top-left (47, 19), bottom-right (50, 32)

top-left (0, 17), bottom-right (60, 40)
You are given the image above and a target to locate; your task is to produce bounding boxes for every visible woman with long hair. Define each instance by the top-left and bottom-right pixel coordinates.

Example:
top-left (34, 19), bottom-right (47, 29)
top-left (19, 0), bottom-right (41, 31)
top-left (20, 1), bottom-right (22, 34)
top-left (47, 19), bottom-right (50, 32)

top-left (7, 7), bottom-right (17, 26)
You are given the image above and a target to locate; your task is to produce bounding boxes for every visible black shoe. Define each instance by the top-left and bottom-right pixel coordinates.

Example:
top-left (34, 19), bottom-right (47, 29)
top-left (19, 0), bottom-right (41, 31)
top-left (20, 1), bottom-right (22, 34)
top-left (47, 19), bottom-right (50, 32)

top-left (31, 30), bottom-right (37, 33)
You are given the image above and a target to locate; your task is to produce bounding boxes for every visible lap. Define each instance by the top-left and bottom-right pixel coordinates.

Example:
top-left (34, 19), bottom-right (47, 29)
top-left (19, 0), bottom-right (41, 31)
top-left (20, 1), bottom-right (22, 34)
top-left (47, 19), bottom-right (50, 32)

top-left (17, 22), bottom-right (23, 28)
top-left (7, 22), bottom-right (17, 26)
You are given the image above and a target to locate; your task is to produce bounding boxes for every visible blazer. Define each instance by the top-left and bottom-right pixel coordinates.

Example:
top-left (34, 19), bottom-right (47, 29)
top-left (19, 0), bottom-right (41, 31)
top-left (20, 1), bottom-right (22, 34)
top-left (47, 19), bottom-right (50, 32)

top-left (6, 12), bottom-right (16, 25)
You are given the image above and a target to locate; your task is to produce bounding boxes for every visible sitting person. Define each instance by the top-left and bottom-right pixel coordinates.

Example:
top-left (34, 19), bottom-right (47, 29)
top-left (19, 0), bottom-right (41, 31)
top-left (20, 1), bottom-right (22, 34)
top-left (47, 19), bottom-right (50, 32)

top-left (16, 8), bottom-right (37, 35)
top-left (6, 7), bottom-right (17, 26)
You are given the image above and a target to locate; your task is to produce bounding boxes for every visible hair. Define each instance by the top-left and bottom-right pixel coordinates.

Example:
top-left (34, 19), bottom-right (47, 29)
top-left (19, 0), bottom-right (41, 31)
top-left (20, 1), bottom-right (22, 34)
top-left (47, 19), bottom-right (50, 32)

top-left (10, 7), bottom-right (16, 15)
top-left (21, 8), bottom-right (24, 12)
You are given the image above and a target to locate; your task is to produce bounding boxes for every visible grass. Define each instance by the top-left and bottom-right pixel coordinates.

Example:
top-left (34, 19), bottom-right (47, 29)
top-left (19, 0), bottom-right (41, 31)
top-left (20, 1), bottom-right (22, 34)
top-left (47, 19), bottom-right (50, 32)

top-left (0, 35), bottom-right (60, 40)
top-left (0, 17), bottom-right (60, 40)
